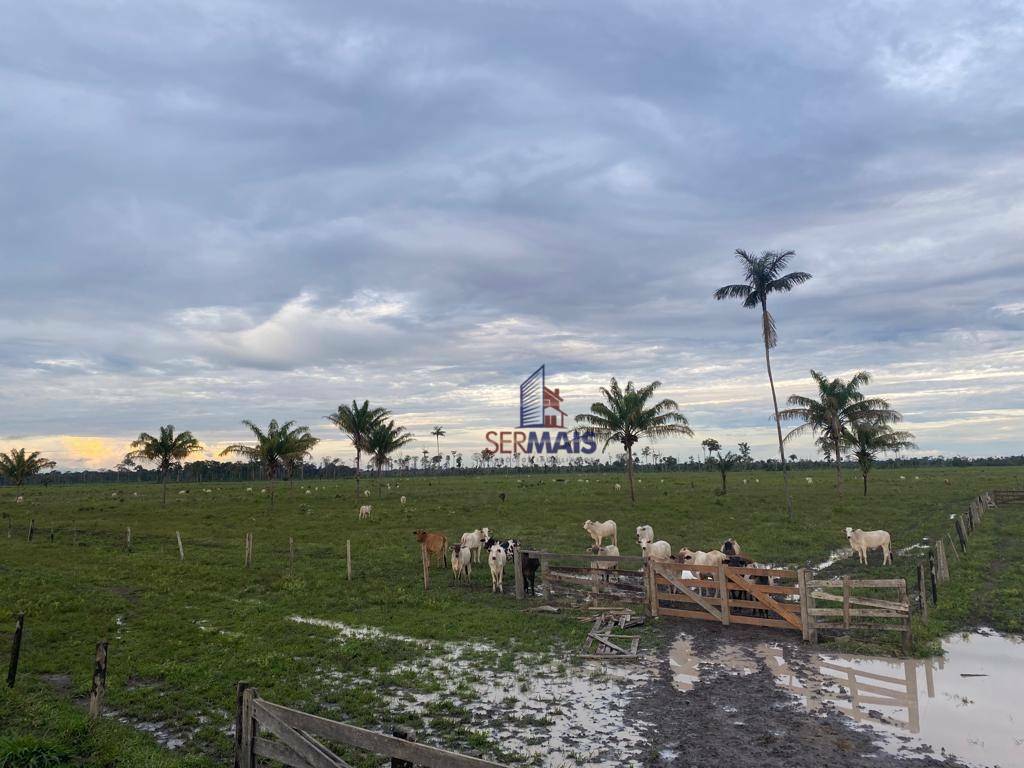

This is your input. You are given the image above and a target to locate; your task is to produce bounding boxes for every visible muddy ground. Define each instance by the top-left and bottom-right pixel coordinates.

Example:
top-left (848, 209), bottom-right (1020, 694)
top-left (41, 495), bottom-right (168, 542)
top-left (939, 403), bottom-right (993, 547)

top-left (629, 622), bottom-right (968, 768)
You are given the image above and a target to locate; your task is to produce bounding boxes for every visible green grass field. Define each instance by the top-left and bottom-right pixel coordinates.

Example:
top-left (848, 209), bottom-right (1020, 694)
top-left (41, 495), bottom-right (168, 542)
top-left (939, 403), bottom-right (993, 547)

top-left (1, 466), bottom-right (1022, 766)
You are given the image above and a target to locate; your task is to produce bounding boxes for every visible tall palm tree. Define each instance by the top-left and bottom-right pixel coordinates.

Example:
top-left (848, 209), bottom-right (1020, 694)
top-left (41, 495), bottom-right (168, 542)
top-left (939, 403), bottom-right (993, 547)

top-left (124, 425), bottom-right (202, 505)
top-left (366, 420), bottom-right (415, 492)
top-left (714, 248), bottom-right (812, 520)
top-left (779, 370), bottom-right (901, 493)
top-left (849, 423), bottom-right (917, 496)
top-left (575, 378), bottom-right (693, 503)
top-left (219, 420), bottom-right (319, 508)
top-left (0, 448), bottom-right (56, 487)
top-left (327, 401), bottom-right (389, 496)
top-left (430, 426), bottom-right (446, 460)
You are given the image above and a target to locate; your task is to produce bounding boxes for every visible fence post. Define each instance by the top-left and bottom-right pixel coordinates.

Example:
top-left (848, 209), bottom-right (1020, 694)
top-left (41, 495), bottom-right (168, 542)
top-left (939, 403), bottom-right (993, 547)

top-left (916, 563), bottom-right (929, 621)
top-left (513, 549), bottom-right (525, 599)
top-left (233, 681), bottom-right (249, 768)
top-left (391, 726), bottom-right (417, 768)
top-left (954, 518), bottom-right (968, 552)
top-left (935, 540), bottom-right (949, 582)
top-left (965, 508), bottom-right (974, 533)
top-left (288, 537), bottom-right (294, 571)
top-left (842, 576), bottom-right (851, 629)
top-left (717, 565), bottom-right (730, 625)
top-left (420, 542), bottom-right (430, 591)
top-left (540, 553), bottom-right (550, 600)
top-left (27, 519), bottom-right (34, 542)
top-left (797, 569), bottom-right (811, 642)
top-left (646, 559), bottom-right (659, 617)
top-left (346, 539), bottom-right (352, 581)
top-left (6, 613), bottom-right (24, 688)
top-left (126, 527), bottom-right (132, 553)
top-left (176, 531), bottom-right (185, 561)
top-left (6, 516), bottom-right (11, 538)
top-left (898, 580), bottom-right (912, 653)
top-left (946, 532), bottom-right (960, 561)
top-left (928, 551), bottom-right (938, 605)
top-left (88, 641), bottom-right (108, 719)
top-left (237, 686), bottom-right (256, 768)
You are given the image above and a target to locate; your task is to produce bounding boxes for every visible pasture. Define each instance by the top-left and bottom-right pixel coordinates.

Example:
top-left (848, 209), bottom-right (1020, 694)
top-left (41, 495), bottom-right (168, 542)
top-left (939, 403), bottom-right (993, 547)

top-left (1, 466), bottom-right (1022, 766)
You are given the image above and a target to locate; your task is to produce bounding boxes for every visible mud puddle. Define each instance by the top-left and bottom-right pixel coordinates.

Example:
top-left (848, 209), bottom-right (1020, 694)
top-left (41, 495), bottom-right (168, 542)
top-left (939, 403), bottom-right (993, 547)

top-left (669, 629), bottom-right (1024, 766)
top-left (293, 616), bottom-right (654, 767)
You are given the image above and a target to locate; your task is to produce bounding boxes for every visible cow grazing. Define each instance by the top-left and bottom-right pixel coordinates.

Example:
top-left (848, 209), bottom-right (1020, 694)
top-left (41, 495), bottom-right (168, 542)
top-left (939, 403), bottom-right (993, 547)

top-left (635, 525), bottom-right (655, 545)
top-left (414, 529), bottom-right (448, 567)
top-left (721, 538), bottom-right (742, 556)
top-left (583, 519), bottom-right (618, 547)
top-left (15, 496), bottom-right (23, 504)
top-left (460, 528), bottom-right (490, 563)
top-left (400, 495), bottom-right (407, 505)
top-left (246, 487), bottom-right (253, 492)
top-left (641, 540), bottom-right (672, 561)
top-left (614, 483), bottom-right (621, 490)
top-left (364, 489), bottom-right (371, 497)
top-left (359, 504), bottom-right (372, 520)
top-left (845, 527), bottom-right (892, 565)
top-left (451, 543), bottom-right (472, 581)
top-left (489, 544), bottom-right (507, 592)
top-left (805, 477), bottom-right (813, 484)
top-left (944, 479), bottom-right (951, 486)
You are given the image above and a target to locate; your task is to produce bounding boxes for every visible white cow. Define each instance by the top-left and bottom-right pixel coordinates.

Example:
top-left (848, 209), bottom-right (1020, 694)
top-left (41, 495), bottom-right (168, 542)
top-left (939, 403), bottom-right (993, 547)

top-left (489, 543), bottom-right (507, 592)
top-left (15, 495), bottom-right (23, 504)
top-left (460, 528), bottom-right (490, 563)
top-left (614, 483), bottom-right (621, 490)
top-left (246, 487), bottom-right (253, 492)
top-left (635, 524), bottom-right (655, 545)
top-left (451, 544), bottom-right (472, 582)
top-left (400, 496), bottom-right (407, 505)
top-left (359, 504), bottom-right (372, 519)
top-left (675, 548), bottom-right (729, 569)
top-left (845, 527), bottom-right (892, 565)
top-left (589, 544), bottom-right (620, 579)
top-left (364, 489), bottom-right (371, 497)
top-left (641, 540), bottom-right (672, 561)
top-left (805, 477), bottom-right (814, 484)
top-left (583, 519), bottom-right (618, 547)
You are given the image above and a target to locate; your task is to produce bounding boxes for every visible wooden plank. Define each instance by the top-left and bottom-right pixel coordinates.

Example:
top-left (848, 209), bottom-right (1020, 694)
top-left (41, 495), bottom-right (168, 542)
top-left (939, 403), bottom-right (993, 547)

top-left (808, 578), bottom-right (906, 588)
top-left (239, 688), bottom-right (255, 768)
top-left (254, 736), bottom-right (317, 768)
top-left (514, 549), bottom-right (525, 600)
top-left (88, 641), bottom-right (108, 719)
top-left (725, 571), bottom-right (802, 629)
top-left (797, 568), bottom-right (811, 642)
top-left (254, 700), bottom-right (509, 768)
top-left (653, 565), bottom-right (722, 620)
top-left (587, 633), bottom-right (630, 655)
top-left (809, 591), bottom-right (908, 611)
top-left (254, 701), bottom-right (350, 768)
top-left (812, 621), bottom-right (909, 631)
top-left (719, 613), bottom-right (797, 631)
top-left (809, 608), bottom-right (909, 618)
top-left (842, 577), bottom-right (851, 629)
top-left (656, 606), bottom-right (723, 622)
top-left (718, 566), bottom-right (730, 626)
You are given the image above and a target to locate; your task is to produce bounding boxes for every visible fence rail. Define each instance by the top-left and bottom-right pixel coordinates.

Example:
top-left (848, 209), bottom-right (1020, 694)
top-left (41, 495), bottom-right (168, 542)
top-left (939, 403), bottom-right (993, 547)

top-left (235, 684), bottom-right (508, 768)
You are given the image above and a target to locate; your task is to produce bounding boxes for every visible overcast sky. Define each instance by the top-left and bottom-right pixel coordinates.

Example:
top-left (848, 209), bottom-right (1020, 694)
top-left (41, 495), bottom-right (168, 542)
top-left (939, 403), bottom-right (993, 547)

top-left (2, 1), bottom-right (1022, 469)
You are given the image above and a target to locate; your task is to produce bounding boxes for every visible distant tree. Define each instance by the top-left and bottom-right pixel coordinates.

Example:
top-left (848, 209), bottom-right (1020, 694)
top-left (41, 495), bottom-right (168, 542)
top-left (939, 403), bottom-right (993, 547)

top-left (366, 420), bottom-right (414, 491)
top-left (709, 450), bottom-right (740, 494)
top-left (714, 248), bottom-right (812, 520)
top-left (327, 401), bottom-right (389, 496)
top-left (850, 424), bottom-right (917, 496)
top-left (219, 420), bottom-right (319, 508)
top-left (780, 370), bottom-right (902, 493)
top-left (575, 378), bottom-right (693, 503)
top-left (0, 448), bottom-right (56, 487)
top-left (124, 425), bottom-right (202, 505)
top-left (701, 438), bottom-right (721, 467)
top-left (737, 442), bottom-right (752, 465)
top-left (788, 453), bottom-right (798, 463)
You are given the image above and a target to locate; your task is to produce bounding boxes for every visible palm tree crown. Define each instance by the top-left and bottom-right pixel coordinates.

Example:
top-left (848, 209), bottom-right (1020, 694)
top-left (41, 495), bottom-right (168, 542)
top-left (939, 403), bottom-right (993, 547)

top-left (575, 378), bottom-right (693, 503)
top-left (780, 370), bottom-right (901, 492)
top-left (849, 423), bottom-right (917, 496)
top-left (124, 425), bottom-right (202, 504)
top-left (0, 448), bottom-right (56, 486)
top-left (220, 420), bottom-right (319, 506)
top-left (366, 420), bottom-right (415, 486)
top-left (327, 400), bottom-right (389, 495)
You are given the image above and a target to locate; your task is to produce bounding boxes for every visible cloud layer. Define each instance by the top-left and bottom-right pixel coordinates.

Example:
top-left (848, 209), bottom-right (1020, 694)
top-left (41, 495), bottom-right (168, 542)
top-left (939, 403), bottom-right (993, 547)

top-left (2, 1), bottom-right (1022, 468)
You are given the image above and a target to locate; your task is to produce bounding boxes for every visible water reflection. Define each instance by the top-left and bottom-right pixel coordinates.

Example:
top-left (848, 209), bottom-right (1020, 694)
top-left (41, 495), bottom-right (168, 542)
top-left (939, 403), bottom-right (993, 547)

top-left (669, 631), bottom-right (1024, 766)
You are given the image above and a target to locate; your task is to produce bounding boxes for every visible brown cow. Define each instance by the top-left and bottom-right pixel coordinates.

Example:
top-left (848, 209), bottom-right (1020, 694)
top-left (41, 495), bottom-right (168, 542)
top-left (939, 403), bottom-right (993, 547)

top-left (414, 529), bottom-right (449, 567)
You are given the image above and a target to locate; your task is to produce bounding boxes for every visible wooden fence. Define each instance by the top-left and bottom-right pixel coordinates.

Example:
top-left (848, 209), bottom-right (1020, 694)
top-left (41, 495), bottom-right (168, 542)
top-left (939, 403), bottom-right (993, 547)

top-left (803, 577), bottom-right (912, 651)
top-left (648, 561), bottom-right (804, 632)
top-left (517, 549), bottom-right (647, 606)
top-left (234, 684), bottom-right (508, 768)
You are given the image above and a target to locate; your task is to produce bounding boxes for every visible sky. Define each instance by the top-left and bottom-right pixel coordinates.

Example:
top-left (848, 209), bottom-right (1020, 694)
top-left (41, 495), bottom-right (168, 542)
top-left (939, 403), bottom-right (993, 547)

top-left (1, 1), bottom-right (1023, 470)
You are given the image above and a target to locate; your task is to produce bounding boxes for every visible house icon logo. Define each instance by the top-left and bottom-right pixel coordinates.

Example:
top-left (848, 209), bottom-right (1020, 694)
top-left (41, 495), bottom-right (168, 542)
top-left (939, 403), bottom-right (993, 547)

top-left (519, 365), bottom-right (567, 429)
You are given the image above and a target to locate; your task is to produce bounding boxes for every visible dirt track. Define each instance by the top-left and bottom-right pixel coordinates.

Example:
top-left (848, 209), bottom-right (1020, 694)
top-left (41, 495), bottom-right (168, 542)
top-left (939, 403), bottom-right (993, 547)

top-left (629, 622), bottom-right (967, 768)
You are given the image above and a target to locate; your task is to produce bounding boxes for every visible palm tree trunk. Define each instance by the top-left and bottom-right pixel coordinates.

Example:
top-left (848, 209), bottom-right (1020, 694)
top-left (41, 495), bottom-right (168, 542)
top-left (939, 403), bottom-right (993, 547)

top-left (863, 471), bottom-right (868, 497)
top-left (626, 445), bottom-right (637, 503)
top-left (720, 467), bottom-right (727, 494)
top-left (354, 448), bottom-right (361, 497)
top-left (833, 417), bottom-right (844, 494)
top-left (270, 470), bottom-right (276, 509)
top-left (161, 470), bottom-right (167, 506)
top-left (762, 327), bottom-right (795, 520)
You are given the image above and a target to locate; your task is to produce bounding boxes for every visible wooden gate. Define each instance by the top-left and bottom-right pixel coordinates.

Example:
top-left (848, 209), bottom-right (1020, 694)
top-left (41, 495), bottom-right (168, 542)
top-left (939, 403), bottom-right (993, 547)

top-left (234, 684), bottom-right (508, 768)
top-left (648, 561), bottom-right (804, 632)
top-left (803, 577), bottom-right (912, 651)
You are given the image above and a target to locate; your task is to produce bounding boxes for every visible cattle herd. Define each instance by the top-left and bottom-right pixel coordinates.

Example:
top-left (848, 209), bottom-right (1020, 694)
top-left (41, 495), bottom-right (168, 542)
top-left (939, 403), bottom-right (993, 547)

top-left (399, 510), bottom-right (896, 598)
